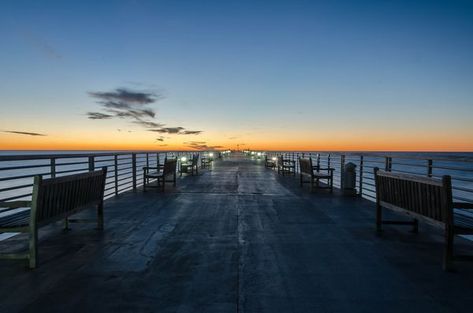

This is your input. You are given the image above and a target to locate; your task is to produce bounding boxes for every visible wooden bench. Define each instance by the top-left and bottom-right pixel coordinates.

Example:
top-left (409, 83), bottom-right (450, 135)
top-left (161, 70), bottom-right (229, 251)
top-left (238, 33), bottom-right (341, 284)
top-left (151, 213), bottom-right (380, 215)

top-left (277, 155), bottom-right (296, 176)
top-left (201, 157), bottom-right (212, 169)
top-left (264, 155), bottom-right (276, 169)
top-left (143, 158), bottom-right (177, 191)
top-left (179, 154), bottom-right (199, 176)
top-left (0, 168), bottom-right (107, 268)
top-left (299, 158), bottom-right (334, 192)
top-left (374, 168), bottom-right (473, 270)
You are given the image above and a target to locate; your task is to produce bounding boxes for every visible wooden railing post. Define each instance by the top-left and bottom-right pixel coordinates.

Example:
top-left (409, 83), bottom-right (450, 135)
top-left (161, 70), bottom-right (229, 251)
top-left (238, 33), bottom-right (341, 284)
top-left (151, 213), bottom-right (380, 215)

top-left (50, 158), bottom-right (56, 178)
top-left (88, 156), bottom-right (95, 172)
top-left (427, 159), bottom-right (433, 177)
top-left (317, 153), bottom-right (321, 169)
top-left (114, 155), bottom-right (118, 196)
top-left (132, 153), bottom-right (137, 191)
top-left (359, 155), bottom-right (364, 197)
top-left (328, 154), bottom-right (331, 170)
top-left (340, 154), bottom-right (346, 190)
top-left (385, 156), bottom-right (392, 172)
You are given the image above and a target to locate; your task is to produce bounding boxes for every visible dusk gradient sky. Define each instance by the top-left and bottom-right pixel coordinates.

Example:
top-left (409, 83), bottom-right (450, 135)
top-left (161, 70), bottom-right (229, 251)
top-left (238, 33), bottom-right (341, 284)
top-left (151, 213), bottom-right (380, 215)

top-left (1, 0), bottom-right (472, 151)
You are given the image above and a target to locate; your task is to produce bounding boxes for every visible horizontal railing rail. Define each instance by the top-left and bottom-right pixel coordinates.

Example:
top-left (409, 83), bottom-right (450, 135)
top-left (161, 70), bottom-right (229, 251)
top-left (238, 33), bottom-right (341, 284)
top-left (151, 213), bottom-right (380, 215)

top-left (0, 151), bottom-right (213, 205)
top-left (256, 151), bottom-right (473, 204)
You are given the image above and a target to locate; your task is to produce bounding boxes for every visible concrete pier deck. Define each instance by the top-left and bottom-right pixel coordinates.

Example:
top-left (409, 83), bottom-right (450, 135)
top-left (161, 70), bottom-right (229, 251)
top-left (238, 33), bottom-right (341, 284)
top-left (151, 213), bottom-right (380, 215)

top-left (1, 156), bottom-right (473, 312)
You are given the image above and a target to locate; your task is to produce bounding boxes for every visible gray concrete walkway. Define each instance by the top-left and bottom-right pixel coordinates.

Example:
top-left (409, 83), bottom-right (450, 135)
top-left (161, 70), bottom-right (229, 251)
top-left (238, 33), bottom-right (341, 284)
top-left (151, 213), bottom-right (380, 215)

top-left (1, 157), bottom-right (473, 313)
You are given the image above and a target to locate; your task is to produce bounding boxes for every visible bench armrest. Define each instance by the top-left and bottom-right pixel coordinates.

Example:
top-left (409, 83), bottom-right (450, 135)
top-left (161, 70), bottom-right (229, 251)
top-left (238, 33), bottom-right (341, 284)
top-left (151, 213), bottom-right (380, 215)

top-left (0, 201), bottom-right (32, 208)
top-left (453, 202), bottom-right (473, 210)
top-left (312, 167), bottom-right (335, 172)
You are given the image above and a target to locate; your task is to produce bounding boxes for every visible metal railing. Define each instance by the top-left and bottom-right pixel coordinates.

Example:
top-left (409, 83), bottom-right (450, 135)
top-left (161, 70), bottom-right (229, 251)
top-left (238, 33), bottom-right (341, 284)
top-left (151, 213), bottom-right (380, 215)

top-left (0, 151), bottom-right (210, 203)
top-left (260, 151), bottom-right (473, 203)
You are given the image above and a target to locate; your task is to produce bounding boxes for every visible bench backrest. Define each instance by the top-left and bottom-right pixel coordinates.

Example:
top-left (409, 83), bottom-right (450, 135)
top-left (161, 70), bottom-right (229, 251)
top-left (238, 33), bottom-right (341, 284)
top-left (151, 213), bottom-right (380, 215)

top-left (163, 158), bottom-right (177, 176)
top-left (32, 167), bottom-right (107, 224)
top-left (374, 168), bottom-right (453, 225)
top-left (277, 155), bottom-right (284, 165)
top-left (299, 158), bottom-right (312, 176)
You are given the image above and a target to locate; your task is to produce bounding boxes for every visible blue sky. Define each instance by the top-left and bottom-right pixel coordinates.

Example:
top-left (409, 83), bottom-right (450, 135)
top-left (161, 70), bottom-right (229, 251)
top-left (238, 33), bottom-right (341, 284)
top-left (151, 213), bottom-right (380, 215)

top-left (0, 0), bottom-right (472, 150)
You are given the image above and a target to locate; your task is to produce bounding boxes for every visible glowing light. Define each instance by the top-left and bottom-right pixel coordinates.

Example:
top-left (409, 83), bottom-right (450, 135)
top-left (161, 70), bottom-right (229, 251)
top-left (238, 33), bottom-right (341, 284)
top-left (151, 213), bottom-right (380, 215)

top-left (272, 157), bottom-right (277, 161)
top-left (209, 152), bottom-right (214, 157)
top-left (181, 156), bottom-right (187, 162)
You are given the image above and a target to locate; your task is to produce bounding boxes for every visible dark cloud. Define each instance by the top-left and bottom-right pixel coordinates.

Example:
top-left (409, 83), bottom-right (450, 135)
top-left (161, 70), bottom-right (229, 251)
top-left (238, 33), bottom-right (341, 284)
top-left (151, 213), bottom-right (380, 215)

top-left (87, 112), bottom-right (113, 120)
top-left (148, 127), bottom-right (202, 135)
top-left (185, 141), bottom-right (223, 150)
top-left (131, 120), bottom-right (164, 128)
top-left (2, 130), bottom-right (46, 136)
top-left (182, 130), bottom-right (203, 135)
top-left (156, 136), bottom-right (165, 142)
top-left (89, 88), bottom-right (159, 105)
top-left (88, 88), bottom-right (160, 125)
top-left (87, 87), bottom-right (204, 141)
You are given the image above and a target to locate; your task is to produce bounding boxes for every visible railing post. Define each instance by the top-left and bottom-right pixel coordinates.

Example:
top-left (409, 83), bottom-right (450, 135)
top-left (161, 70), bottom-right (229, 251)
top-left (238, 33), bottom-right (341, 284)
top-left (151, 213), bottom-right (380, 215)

top-left (114, 155), bottom-right (118, 196)
top-left (146, 153), bottom-right (149, 168)
top-left (359, 155), bottom-right (364, 197)
top-left (50, 158), bottom-right (56, 178)
top-left (385, 156), bottom-right (392, 172)
top-left (427, 159), bottom-right (433, 177)
top-left (157, 153), bottom-right (160, 168)
top-left (132, 153), bottom-right (137, 191)
top-left (327, 154), bottom-right (331, 169)
top-left (340, 154), bottom-right (345, 190)
top-left (88, 156), bottom-right (95, 172)
top-left (317, 153), bottom-right (321, 169)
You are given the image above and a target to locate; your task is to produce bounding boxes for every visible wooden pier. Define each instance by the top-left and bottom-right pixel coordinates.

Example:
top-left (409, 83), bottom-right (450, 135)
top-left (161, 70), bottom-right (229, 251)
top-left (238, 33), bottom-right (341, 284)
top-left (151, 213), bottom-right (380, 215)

top-left (1, 156), bottom-right (473, 312)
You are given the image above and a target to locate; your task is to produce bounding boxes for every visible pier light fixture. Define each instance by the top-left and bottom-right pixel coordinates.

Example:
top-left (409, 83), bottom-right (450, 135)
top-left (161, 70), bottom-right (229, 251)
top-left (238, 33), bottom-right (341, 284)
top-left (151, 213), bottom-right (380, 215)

top-left (209, 152), bottom-right (214, 158)
top-left (272, 157), bottom-right (277, 161)
top-left (257, 152), bottom-right (262, 156)
top-left (181, 156), bottom-right (187, 162)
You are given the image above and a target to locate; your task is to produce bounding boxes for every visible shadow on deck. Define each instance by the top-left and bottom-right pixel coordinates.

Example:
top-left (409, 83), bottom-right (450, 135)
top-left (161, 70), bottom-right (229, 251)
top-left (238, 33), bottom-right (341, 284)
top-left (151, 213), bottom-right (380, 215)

top-left (1, 157), bottom-right (473, 313)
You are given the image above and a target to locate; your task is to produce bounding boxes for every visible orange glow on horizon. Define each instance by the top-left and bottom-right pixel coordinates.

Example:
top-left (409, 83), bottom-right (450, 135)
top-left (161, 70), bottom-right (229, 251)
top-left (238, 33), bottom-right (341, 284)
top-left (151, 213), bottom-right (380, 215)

top-left (1, 131), bottom-right (472, 152)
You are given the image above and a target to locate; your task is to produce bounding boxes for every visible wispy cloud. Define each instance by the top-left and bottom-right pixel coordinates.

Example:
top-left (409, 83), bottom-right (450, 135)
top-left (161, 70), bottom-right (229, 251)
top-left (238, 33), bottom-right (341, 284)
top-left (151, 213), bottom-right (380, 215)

top-left (185, 141), bottom-right (223, 150)
top-left (21, 30), bottom-right (62, 60)
top-left (87, 112), bottom-right (113, 120)
top-left (2, 130), bottom-right (47, 136)
top-left (148, 127), bottom-right (202, 135)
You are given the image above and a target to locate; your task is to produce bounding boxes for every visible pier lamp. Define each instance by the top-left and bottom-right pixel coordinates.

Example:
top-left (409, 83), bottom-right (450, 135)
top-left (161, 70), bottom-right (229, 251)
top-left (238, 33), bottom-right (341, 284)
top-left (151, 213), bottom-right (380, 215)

top-left (209, 152), bottom-right (214, 158)
top-left (272, 157), bottom-right (277, 161)
top-left (180, 156), bottom-right (187, 163)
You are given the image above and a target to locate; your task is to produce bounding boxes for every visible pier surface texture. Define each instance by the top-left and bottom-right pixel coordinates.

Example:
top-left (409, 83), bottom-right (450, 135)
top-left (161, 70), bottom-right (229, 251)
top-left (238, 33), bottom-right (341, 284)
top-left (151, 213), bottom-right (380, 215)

top-left (1, 156), bottom-right (473, 313)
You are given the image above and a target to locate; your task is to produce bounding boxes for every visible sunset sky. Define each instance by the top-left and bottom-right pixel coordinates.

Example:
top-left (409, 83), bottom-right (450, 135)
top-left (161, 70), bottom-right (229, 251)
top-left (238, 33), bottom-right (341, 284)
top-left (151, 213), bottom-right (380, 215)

top-left (0, 0), bottom-right (472, 151)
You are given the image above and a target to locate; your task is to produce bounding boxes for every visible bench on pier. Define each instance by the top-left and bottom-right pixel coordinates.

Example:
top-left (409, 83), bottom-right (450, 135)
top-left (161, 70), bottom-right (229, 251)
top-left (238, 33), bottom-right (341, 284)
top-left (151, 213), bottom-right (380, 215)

top-left (299, 158), bottom-right (334, 192)
top-left (264, 155), bottom-right (276, 169)
top-left (143, 158), bottom-right (177, 191)
top-left (277, 155), bottom-right (296, 176)
top-left (201, 157), bottom-right (212, 169)
top-left (0, 168), bottom-right (107, 268)
top-left (374, 168), bottom-right (473, 271)
top-left (180, 154), bottom-right (199, 176)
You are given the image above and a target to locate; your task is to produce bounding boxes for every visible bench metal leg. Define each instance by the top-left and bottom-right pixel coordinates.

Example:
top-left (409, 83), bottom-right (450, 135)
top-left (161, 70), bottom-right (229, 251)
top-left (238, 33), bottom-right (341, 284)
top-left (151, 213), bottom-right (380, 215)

top-left (29, 226), bottom-right (38, 269)
top-left (376, 203), bottom-right (383, 233)
top-left (444, 225), bottom-right (454, 271)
